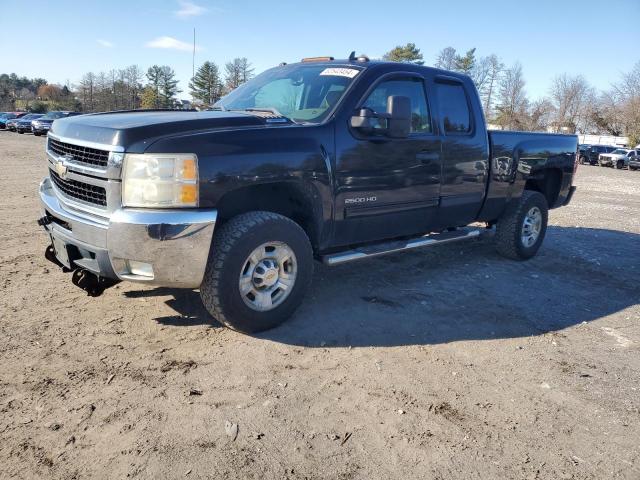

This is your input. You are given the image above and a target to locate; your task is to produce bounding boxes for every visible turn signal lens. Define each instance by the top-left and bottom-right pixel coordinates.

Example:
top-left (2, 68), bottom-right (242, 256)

top-left (180, 185), bottom-right (198, 204)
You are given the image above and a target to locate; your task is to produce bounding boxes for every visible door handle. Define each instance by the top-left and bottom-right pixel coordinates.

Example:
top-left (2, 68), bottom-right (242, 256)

top-left (416, 152), bottom-right (440, 164)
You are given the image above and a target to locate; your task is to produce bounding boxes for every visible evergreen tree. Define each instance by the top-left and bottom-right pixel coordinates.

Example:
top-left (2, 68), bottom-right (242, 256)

top-left (454, 48), bottom-right (476, 75)
top-left (382, 43), bottom-right (424, 65)
top-left (146, 65), bottom-right (163, 108)
top-left (140, 86), bottom-right (159, 109)
top-left (159, 66), bottom-right (180, 108)
top-left (189, 61), bottom-right (222, 105)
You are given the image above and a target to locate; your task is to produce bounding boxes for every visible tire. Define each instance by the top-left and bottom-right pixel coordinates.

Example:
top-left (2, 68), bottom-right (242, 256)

top-left (33, 132), bottom-right (41, 136)
top-left (579, 156), bottom-right (587, 165)
top-left (200, 211), bottom-right (313, 333)
top-left (18, 130), bottom-right (24, 134)
top-left (495, 190), bottom-right (549, 260)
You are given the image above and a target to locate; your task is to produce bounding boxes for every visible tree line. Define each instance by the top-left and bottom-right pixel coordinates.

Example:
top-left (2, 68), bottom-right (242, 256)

top-left (0, 57), bottom-right (255, 113)
top-left (384, 43), bottom-right (640, 146)
top-left (1, 46), bottom-right (638, 145)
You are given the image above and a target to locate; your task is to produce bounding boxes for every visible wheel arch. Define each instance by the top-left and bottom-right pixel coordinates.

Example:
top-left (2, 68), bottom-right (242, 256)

top-left (524, 168), bottom-right (562, 209)
top-left (215, 181), bottom-right (325, 252)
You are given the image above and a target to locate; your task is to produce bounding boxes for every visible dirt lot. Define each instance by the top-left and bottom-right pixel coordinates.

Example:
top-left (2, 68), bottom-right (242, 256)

top-left (0, 132), bottom-right (639, 480)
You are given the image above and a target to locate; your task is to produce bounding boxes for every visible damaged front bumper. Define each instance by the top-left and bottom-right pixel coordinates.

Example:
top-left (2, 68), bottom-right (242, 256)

top-left (39, 177), bottom-right (217, 288)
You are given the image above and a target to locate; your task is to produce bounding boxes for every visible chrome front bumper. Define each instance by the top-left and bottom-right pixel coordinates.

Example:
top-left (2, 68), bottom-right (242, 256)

top-left (39, 177), bottom-right (217, 288)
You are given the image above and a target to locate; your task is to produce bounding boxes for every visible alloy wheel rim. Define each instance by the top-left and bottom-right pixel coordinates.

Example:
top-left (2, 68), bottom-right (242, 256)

top-left (239, 242), bottom-right (297, 312)
top-left (521, 206), bottom-right (542, 248)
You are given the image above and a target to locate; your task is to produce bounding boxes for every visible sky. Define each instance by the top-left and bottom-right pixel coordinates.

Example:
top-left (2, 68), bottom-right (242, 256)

top-left (1, 0), bottom-right (638, 100)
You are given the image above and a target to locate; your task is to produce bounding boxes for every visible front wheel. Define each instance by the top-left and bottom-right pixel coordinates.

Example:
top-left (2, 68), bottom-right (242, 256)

top-left (200, 211), bottom-right (313, 333)
top-left (495, 190), bottom-right (549, 260)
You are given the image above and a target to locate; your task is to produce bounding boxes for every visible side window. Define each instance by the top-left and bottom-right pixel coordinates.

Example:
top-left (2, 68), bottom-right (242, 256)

top-left (362, 77), bottom-right (431, 133)
top-left (436, 82), bottom-right (471, 134)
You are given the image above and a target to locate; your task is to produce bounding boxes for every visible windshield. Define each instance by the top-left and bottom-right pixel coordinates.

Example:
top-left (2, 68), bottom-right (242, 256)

top-left (21, 114), bottom-right (41, 121)
top-left (612, 149), bottom-right (628, 155)
top-left (214, 64), bottom-right (362, 124)
top-left (43, 112), bottom-right (66, 120)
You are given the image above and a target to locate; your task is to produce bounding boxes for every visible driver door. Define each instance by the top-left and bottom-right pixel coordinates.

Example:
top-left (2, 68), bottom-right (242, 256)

top-left (332, 74), bottom-right (442, 246)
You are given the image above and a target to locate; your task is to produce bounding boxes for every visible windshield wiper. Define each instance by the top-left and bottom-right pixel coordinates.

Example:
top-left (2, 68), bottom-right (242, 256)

top-left (233, 107), bottom-right (297, 124)
top-left (209, 105), bottom-right (227, 111)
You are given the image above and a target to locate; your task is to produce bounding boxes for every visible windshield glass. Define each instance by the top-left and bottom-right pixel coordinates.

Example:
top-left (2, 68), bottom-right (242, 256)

top-left (43, 112), bottom-right (65, 120)
top-left (612, 149), bottom-right (628, 155)
top-left (21, 114), bottom-right (41, 121)
top-left (214, 64), bottom-right (362, 124)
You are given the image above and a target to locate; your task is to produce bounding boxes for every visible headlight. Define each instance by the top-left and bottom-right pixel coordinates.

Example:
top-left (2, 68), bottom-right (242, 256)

top-left (122, 153), bottom-right (199, 208)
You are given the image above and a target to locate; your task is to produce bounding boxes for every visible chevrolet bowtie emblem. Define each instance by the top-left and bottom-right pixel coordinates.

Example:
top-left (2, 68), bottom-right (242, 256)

top-left (55, 160), bottom-right (68, 179)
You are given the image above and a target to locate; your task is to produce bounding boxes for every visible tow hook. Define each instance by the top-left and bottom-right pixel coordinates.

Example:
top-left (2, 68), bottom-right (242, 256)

top-left (71, 269), bottom-right (120, 297)
top-left (44, 245), bottom-right (72, 272)
top-left (37, 216), bottom-right (51, 227)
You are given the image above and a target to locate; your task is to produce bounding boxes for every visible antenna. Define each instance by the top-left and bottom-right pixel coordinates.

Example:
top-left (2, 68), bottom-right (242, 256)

top-left (192, 27), bottom-right (196, 102)
top-left (348, 51), bottom-right (356, 62)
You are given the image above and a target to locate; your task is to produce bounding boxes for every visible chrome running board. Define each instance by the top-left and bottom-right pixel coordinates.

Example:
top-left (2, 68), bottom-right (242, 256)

top-left (321, 229), bottom-right (482, 266)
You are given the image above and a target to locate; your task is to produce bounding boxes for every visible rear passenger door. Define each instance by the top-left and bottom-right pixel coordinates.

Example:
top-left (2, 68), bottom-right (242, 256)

top-left (434, 77), bottom-right (489, 226)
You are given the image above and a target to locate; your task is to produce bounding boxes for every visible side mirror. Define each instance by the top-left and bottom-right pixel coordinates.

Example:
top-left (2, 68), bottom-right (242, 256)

top-left (386, 95), bottom-right (411, 138)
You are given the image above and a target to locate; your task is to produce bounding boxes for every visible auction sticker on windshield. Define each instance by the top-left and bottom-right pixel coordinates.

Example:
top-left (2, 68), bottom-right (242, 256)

top-left (320, 68), bottom-right (360, 78)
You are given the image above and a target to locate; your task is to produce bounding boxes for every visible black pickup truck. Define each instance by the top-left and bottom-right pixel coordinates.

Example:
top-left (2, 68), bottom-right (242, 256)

top-left (38, 54), bottom-right (578, 333)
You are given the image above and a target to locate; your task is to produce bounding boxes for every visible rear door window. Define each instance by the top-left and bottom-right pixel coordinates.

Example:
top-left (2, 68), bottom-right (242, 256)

top-left (435, 82), bottom-right (471, 134)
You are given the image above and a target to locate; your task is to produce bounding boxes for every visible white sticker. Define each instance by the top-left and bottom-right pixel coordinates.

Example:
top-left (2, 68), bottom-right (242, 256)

top-left (320, 68), bottom-right (360, 78)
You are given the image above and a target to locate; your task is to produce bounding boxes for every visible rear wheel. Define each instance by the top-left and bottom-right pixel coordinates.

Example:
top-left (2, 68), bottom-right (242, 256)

top-left (33, 132), bottom-right (41, 136)
top-left (200, 211), bottom-right (313, 333)
top-left (495, 190), bottom-right (549, 260)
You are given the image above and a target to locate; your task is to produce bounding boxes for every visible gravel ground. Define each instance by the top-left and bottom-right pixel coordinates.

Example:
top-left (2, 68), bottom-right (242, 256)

top-left (0, 132), bottom-right (639, 480)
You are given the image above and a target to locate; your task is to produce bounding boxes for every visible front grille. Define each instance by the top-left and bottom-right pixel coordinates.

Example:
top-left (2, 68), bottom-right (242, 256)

top-left (50, 169), bottom-right (107, 207)
top-left (48, 138), bottom-right (109, 168)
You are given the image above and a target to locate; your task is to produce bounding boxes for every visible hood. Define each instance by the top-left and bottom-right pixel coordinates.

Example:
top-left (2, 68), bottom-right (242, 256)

top-left (605, 153), bottom-right (626, 159)
top-left (50, 110), bottom-right (271, 152)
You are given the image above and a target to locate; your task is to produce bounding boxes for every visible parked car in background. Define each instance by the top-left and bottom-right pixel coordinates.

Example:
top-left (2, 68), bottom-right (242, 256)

top-left (0, 112), bottom-right (27, 129)
top-left (584, 144), bottom-right (617, 165)
top-left (578, 144), bottom-right (591, 164)
top-left (31, 111), bottom-right (81, 136)
top-left (628, 153), bottom-right (640, 171)
top-left (598, 148), bottom-right (637, 169)
top-left (16, 114), bottom-right (44, 134)
top-left (5, 117), bottom-right (21, 131)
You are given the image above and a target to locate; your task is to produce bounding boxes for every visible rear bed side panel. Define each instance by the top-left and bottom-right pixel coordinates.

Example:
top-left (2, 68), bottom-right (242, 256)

top-left (478, 131), bottom-right (577, 222)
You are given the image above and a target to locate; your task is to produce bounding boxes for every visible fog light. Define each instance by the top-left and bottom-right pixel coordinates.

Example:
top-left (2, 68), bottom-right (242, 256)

top-left (126, 260), bottom-right (154, 278)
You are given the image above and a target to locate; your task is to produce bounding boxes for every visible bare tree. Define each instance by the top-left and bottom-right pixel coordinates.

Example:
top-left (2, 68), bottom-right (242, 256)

top-left (610, 62), bottom-right (640, 146)
top-left (480, 54), bottom-right (503, 120)
top-left (548, 74), bottom-right (593, 133)
top-left (524, 98), bottom-right (554, 132)
top-left (77, 72), bottom-right (96, 111)
top-left (224, 58), bottom-right (254, 92)
top-left (495, 62), bottom-right (528, 130)
top-left (434, 47), bottom-right (457, 71)
top-left (124, 65), bottom-right (144, 109)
